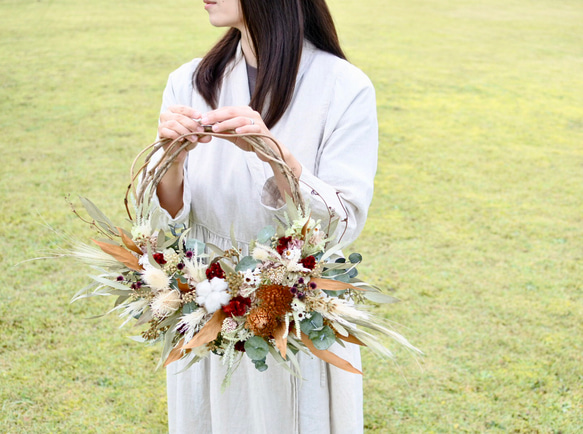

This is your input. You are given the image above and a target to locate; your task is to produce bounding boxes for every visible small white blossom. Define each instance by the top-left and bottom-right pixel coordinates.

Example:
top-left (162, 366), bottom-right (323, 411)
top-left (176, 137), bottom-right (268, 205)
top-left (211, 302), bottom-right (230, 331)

top-left (195, 277), bottom-right (231, 313)
top-left (151, 289), bottom-right (181, 318)
top-left (282, 248), bottom-right (304, 272)
top-left (291, 298), bottom-right (307, 314)
top-left (241, 269), bottom-right (260, 286)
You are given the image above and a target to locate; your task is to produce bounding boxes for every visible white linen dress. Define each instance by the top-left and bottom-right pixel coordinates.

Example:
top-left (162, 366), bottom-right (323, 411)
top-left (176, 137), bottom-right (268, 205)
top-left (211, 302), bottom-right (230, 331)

top-left (155, 41), bottom-right (379, 434)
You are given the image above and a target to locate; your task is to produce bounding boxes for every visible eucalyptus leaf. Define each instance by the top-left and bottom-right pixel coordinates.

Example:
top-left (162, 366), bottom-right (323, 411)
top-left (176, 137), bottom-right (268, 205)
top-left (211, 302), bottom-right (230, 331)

top-left (256, 225), bottom-right (276, 244)
top-left (182, 302), bottom-right (197, 315)
top-left (235, 256), bottom-right (260, 272)
top-left (185, 238), bottom-right (206, 255)
top-left (253, 358), bottom-right (268, 372)
top-left (323, 289), bottom-right (346, 298)
top-left (332, 273), bottom-right (351, 284)
top-left (348, 253), bottom-right (362, 264)
top-left (300, 312), bottom-right (324, 334)
top-left (244, 336), bottom-right (269, 360)
top-left (309, 325), bottom-right (336, 350)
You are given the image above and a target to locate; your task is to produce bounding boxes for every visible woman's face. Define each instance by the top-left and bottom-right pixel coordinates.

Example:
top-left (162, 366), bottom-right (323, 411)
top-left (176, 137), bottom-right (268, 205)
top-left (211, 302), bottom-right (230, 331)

top-left (203, 0), bottom-right (244, 30)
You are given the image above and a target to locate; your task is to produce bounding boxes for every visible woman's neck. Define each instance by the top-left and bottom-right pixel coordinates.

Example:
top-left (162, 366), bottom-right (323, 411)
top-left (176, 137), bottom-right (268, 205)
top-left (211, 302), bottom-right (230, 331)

top-left (239, 28), bottom-right (257, 68)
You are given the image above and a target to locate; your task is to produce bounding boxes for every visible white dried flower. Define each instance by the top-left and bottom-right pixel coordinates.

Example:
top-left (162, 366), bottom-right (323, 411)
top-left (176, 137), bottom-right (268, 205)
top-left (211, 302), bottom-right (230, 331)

top-left (142, 266), bottom-right (170, 291)
top-left (151, 289), bottom-right (181, 318)
top-left (252, 244), bottom-right (271, 261)
top-left (176, 308), bottom-right (207, 343)
top-left (131, 224), bottom-right (152, 240)
top-left (183, 257), bottom-right (207, 285)
top-left (195, 277), bottom-right (230, 313)
top-left (119, 298), bottom-right (149, 327)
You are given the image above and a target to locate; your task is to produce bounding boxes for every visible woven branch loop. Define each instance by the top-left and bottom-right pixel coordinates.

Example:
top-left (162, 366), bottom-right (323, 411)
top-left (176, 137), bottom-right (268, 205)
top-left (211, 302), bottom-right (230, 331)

top-left (125, 132), bottom-right (305, 221)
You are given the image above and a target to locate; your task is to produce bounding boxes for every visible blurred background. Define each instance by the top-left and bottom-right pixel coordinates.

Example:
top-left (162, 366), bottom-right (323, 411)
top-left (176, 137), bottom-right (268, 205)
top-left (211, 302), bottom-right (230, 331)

top-left (1, 0), bottom-right (581, 432)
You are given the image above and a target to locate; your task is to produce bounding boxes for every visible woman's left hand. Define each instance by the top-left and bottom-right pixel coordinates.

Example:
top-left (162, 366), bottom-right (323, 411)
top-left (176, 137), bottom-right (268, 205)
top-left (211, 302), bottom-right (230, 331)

top-left (199, 106), bottom-right (276, 162)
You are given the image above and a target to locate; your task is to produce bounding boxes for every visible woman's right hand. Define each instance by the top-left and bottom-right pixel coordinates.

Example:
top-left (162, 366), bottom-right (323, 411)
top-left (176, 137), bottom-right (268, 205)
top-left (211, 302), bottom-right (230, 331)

top-left (158, 105), bottom-right (212, 164)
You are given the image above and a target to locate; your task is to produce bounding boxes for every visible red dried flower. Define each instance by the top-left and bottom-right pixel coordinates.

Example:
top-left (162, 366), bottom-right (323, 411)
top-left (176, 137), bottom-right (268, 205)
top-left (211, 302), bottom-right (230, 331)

top-left (235, 341), bottom-right (246, 352)
top-left (153, 253), bottom-right (167, 265)
top-left (222, 296), bottom-right (252, 317)
top-left (206, 262), bottom-right (225, 280)
top-left (300, 255), bottom-right (317, 270)
top-left (276, 236), bottom-right (292, 255)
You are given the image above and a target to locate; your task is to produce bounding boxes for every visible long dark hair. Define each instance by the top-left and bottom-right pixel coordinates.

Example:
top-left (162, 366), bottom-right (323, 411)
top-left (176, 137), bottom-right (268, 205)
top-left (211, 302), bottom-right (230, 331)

top-left (194, 0), bottom-right (346, 128)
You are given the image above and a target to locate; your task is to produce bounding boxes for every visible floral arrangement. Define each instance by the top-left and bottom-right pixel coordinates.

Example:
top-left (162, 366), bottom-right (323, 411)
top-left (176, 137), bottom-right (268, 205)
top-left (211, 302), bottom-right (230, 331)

top-left (69, 132), bottom-right (419, 386)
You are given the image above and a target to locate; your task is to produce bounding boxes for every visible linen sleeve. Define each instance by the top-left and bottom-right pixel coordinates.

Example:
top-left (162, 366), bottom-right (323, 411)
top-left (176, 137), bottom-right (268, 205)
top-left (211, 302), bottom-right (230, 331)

top-left (148, 63), bottom-right (197, 229)
top-left (261, 70), bottom-right (378, 244)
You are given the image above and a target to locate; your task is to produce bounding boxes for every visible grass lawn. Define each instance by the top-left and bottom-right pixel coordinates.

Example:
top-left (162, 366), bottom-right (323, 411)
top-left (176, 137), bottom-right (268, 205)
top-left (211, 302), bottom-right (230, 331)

top-left (1, 0), bottom-right (582, 432)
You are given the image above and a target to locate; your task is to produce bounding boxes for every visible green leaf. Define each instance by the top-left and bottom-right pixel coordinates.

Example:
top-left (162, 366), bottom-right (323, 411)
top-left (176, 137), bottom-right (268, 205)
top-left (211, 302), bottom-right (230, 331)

top-left (309, 325), bottom-right (336, 350)
top-left (184, 239), bottom-right (206, 255)
top-left (244, 336), bottom-right (269, 360)
top-left (182, 302), bottom-right (197, 315)
top-left (323, 289), bottom-right (346, 298)
top-left (235, 256), bottom-right (261, 272)
top-left (348, 253), bottom-right (362, 264)
top-left (364, 291), bottom-right (401, 304)
top-left (253, 358), bottom-right (269, 372)
top-left (257, 225), bottom-right (276, 244)
top-left (300, 312), bottom-right (324, 334)
top-left (79, 196), bottom-right (116, 234)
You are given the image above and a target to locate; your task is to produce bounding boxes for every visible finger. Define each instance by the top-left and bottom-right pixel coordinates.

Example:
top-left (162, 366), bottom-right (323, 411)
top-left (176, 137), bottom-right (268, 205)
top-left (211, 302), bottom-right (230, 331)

top-left (167, 105), bottom-right (203, 119)
top-left (160, 112), bottom-right (203, 134)
top-left (200, 106), bottom-right (255, 125)
top-left (211, 116), bottom-right (261, 133)
top-left (234, 124), bottom-right (263, 135)
top-left (159, 120), bottom-right (197, 142)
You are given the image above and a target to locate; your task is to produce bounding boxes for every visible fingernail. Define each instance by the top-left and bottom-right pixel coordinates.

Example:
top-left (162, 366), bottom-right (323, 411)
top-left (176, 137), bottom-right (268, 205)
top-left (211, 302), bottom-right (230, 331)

top-left (212, 124), bottom-right (219, 132)
top-left (201, 116), bottom-right (209, 124)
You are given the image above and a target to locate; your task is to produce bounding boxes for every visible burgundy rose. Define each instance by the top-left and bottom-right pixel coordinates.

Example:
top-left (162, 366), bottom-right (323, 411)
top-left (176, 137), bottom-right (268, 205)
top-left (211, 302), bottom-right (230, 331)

top-left (222, 296), bottom-right (252, 317)
top-left (276, 236), bottom-right (292, 255)
top-left (300, 255), bottom-right (317, 270)
top-left (206, 262), bottom-right (225, 280)
top-left (153, 252), bottom-right (167, 265)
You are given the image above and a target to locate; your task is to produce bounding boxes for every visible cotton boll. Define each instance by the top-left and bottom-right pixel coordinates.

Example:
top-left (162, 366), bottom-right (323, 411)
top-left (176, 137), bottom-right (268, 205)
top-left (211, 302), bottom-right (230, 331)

top-left (195, 277), bottom-right (230, 313)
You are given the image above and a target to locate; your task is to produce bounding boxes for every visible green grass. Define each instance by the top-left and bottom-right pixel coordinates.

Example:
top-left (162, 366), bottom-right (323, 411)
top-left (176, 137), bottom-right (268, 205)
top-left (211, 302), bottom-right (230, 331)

top-left (1, 0), bottom-right (582, 432)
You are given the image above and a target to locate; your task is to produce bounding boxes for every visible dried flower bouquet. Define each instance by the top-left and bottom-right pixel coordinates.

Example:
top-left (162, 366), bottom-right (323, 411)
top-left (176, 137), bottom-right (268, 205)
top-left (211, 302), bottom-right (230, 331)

top-left (69, 131), bottom-right (419, 386)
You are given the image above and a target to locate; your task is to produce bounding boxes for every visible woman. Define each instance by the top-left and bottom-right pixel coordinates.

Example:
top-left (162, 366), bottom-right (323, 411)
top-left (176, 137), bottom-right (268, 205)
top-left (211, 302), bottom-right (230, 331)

top-left (154, 0), bottom-right (378, 432)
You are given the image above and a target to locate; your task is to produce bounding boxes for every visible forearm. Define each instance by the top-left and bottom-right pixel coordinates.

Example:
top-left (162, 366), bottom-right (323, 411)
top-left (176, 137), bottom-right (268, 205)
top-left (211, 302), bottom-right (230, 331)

top-left (156, 161), bottom-right (185, 218)
top-left (268, 148), bottom-right (302, 202)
